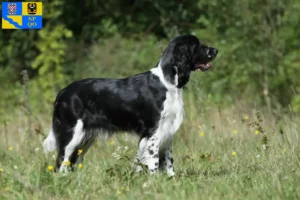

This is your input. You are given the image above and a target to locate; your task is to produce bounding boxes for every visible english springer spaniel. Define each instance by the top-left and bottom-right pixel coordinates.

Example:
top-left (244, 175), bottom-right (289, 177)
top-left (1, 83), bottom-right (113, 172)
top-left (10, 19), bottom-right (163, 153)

top-left (43, 35), bottom-right (218, 176)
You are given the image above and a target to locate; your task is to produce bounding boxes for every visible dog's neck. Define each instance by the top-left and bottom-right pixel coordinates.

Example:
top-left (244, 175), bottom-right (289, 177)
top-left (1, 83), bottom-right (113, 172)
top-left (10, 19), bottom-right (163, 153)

top-left (158, 51), bottom-right (192, 88)
top-left (151, 63), bottom-right (180, 92)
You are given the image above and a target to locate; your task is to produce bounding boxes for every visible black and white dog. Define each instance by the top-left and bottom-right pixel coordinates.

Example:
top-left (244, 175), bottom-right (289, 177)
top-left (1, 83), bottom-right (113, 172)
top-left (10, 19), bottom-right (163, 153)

top-left (43, 35), bottom-right (218, 176)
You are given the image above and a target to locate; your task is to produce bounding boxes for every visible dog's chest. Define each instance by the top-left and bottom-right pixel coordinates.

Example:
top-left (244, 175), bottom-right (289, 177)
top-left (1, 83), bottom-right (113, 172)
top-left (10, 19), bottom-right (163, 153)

top-left (158, 89), bottom-right (184, 139)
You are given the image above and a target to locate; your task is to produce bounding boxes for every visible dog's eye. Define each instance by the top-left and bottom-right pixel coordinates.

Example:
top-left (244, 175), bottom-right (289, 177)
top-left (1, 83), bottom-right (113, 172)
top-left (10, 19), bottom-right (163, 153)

top-left (207, 49), bottom-right (211, 57)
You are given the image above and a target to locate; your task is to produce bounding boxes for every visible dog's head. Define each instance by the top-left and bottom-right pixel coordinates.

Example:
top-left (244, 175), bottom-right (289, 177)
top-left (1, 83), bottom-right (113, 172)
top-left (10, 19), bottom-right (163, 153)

top-left (160, 35), bottom-right (218, 88)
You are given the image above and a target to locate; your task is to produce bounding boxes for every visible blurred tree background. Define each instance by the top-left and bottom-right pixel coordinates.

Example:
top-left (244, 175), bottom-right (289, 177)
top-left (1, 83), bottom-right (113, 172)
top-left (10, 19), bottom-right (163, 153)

top-left (1, 0), bottom-right (300, 118)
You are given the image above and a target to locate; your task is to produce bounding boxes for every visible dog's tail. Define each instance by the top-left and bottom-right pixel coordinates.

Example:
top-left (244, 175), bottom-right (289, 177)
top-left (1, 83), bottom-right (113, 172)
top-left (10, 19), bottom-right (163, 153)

top-left (43, 129), bottom-right (57, 153)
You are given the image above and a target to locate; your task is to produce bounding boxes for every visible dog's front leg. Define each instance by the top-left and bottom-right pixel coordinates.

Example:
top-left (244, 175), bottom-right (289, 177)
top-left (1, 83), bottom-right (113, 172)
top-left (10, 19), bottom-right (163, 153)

top-left (158, 141), bottom-right (175, 177)
top-left (138, 135), bottom-right (160, 175)
top-left (163, 144), bottom-right (175, 177)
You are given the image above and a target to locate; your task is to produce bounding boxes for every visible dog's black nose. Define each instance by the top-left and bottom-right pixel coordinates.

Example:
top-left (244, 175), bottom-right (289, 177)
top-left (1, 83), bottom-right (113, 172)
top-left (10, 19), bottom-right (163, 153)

top-left (213, 48), bottom-right (218, 55)
top-left (208, 48), bottom-right (218, 57)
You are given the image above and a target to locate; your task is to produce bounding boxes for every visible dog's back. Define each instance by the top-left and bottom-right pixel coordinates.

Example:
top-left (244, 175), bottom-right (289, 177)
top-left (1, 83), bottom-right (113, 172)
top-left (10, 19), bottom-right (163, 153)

top-left (43, 72), bottom-right (167, 171)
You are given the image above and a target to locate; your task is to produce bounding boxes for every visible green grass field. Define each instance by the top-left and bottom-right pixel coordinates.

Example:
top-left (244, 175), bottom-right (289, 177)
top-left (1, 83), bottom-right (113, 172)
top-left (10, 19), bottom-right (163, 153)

top-left (1, 100), bottom-right (300, 200)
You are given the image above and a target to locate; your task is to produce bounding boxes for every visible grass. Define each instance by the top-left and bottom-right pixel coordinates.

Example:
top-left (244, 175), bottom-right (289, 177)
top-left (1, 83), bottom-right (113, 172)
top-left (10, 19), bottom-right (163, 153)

top-left (1, 96), bottom-right (300, 200)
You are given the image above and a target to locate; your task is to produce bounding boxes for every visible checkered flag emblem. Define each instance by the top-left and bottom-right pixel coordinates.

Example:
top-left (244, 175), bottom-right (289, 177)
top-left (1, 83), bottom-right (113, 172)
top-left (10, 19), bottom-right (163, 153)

top-left (7, 3), bottom-right (17, 15)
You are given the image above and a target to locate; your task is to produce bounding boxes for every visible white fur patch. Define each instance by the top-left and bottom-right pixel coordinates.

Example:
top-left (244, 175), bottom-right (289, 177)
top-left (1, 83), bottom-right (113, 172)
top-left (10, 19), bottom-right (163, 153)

top-left (151, 63), bottom-right (184, 149)
top-left (42, 129), bottom-right (56, 153)
top-left (174, 66), bottom-right (179, 86)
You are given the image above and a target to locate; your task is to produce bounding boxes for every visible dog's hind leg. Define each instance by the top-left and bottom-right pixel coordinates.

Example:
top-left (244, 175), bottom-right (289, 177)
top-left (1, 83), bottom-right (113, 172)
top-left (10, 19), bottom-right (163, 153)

top-left (69, 131), bottom-right (96, 170)
top-left (59, 119), bottom-right (86, 173)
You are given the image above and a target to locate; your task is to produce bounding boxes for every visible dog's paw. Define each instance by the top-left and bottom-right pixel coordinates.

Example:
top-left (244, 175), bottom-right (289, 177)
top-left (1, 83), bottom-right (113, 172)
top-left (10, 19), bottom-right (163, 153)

top-left (135, 165), bottom-right (144, 173)
top-left (59, 165), bottom-right (69, 174)
top-left (167, 171), bottom-right (175, 177)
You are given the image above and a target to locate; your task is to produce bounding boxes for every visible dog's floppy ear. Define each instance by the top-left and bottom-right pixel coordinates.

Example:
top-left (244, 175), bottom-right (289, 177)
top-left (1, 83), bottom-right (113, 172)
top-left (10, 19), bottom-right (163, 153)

top-left (172, 43), bottom-right (192, 88)
top-left (160, 41), bottom-right (193, 88)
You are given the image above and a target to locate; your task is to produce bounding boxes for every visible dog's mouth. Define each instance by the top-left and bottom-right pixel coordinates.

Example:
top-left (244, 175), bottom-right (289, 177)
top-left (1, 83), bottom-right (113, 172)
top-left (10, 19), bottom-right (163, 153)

top-left (194, 62), bottom-right (212, 71)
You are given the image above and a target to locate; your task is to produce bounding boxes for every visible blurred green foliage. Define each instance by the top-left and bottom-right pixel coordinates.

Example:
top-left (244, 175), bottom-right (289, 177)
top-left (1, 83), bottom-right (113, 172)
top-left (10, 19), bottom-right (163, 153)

top-left (0, 0), bottom-right (300, 115)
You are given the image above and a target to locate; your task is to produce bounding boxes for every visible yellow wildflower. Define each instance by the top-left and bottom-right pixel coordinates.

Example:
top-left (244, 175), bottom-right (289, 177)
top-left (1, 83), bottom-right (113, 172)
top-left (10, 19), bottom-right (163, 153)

top-left (8, 147), bottom-right (13, 151)
top-left (117, 190), bottom-right (122, 195)
top-left (78, 163), bottom-right (83, 169)
top-left (244, 116), bottom-right (249, 120)
top-left (233, 129), bottom-right (238, 134)
top-left (63, 161), bottom-right (71, 166)
top-left (47, 165), bottom-right (54, 171)
top-left (232, 151), bottom-right (237, 156)
top-left (0, 167), bottom-right (3, 172)
top-left (283, 148), bottom-right (286, 153)
top-left (109, 140), bottom-right (115, 146)
top-left (255, 130), bottom-right (259, 135)
top-left (77, 149), bottom-right (83, 155)
top-left (199, 131), bottom-right (205, 137)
